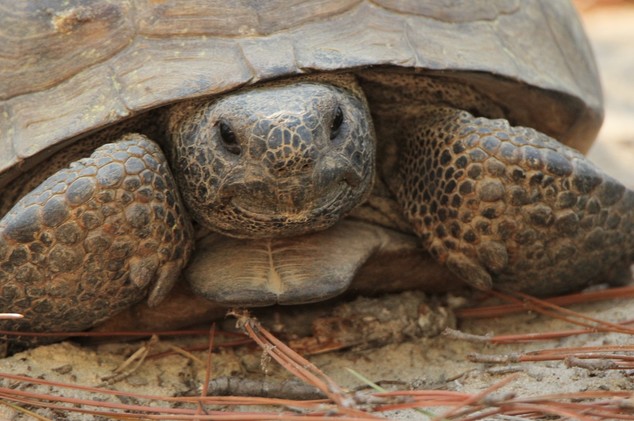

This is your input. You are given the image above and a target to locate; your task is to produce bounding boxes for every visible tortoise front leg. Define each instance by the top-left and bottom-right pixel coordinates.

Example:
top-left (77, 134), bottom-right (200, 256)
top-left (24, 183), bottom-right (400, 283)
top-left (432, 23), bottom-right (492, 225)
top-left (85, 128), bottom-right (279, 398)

top-left (395, 106), bottom-right (634, 295)
top-left (0, 134), bottom-right (193, 345)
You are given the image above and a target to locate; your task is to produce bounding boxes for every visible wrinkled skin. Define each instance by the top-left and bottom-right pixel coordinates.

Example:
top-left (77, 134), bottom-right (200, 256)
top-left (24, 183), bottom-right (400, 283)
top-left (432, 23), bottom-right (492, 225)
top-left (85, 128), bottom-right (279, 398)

top-left (0, 73), bottom-right (633, 348)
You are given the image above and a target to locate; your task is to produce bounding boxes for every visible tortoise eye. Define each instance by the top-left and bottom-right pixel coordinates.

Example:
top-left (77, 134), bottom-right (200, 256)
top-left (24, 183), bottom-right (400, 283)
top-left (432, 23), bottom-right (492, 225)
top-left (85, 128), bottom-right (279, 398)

top-left (218, 120), bottom-right (241, 155)
top-left (330, 106), bottom-right (344, 140)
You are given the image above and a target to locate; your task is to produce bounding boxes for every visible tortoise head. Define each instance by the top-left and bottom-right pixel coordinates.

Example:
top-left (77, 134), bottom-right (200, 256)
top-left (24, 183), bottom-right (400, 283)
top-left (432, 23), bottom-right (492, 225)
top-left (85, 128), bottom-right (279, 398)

top-left (167, 75), bottom-right (375, 238)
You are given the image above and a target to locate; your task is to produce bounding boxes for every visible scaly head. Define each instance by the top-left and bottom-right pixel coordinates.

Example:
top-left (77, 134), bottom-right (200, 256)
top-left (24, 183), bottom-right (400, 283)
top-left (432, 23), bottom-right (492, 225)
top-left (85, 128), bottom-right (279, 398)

top-left (167, 75), bottom-right (375, 238)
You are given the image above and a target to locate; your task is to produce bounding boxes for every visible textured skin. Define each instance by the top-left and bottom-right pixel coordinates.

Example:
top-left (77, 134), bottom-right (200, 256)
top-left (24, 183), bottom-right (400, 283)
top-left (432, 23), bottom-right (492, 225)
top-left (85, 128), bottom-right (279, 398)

top-left (0, 136), bottom-right (107, 218)
top-left (0, 135), bottom-right (193, 343)
top-left (395, 107), bottom-right (634, 295)
top-left (166, 78), bottom-right (375, 238)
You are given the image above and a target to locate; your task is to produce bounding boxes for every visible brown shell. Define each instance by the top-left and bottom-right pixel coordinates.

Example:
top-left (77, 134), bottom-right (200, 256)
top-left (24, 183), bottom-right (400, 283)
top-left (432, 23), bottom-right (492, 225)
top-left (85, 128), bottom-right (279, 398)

top-left (0, 0), bottom-right (602, 188)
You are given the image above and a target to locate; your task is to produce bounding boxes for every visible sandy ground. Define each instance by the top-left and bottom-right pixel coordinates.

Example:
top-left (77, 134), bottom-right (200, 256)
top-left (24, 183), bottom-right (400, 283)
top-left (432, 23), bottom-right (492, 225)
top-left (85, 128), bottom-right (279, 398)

top-left (1, 3), bottom-right (634, 420)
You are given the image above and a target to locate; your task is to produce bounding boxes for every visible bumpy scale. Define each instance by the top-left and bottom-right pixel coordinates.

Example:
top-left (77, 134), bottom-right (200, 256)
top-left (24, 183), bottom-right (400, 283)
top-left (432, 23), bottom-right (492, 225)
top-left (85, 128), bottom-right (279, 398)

top-left (396, 106), bottom-right (634, 295)
top-left (0, 136), bottom-right (193, 345)
top-left (166, 78), bottom-right (374, 239)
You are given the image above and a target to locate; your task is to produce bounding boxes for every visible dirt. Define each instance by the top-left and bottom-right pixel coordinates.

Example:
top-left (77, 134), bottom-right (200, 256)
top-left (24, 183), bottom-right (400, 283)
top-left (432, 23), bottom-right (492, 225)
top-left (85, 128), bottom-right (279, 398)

top-left (1, 3), bottom-right (634, 420)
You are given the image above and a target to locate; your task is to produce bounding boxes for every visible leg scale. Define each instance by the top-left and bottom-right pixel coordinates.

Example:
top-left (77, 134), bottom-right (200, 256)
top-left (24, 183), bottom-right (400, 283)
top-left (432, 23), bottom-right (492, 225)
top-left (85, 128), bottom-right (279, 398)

top-left (396, 107), bottom-right (634, 295)
top-left (0, 134), bottom-right (193, 346)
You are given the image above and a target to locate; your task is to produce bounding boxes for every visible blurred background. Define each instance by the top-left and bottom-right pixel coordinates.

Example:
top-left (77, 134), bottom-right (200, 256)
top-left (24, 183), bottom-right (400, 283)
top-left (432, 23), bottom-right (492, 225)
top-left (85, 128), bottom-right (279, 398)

top-left (576, 0), bottom-right (634, 187)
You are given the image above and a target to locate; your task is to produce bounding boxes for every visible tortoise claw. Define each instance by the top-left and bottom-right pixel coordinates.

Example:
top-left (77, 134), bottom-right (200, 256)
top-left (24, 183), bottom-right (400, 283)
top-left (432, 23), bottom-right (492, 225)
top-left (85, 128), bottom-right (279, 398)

top-left (129, 255), bottom-right (159, 290)
top-left (446, 254), bottom-right (492, 291)
top-left (148, 260), bottom-right (183, 307)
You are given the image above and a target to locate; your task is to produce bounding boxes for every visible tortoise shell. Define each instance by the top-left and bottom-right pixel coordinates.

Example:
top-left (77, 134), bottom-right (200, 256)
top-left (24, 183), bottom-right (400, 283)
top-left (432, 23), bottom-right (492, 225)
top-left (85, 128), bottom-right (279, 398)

top-left (0, 0), bottom-right (601, 189)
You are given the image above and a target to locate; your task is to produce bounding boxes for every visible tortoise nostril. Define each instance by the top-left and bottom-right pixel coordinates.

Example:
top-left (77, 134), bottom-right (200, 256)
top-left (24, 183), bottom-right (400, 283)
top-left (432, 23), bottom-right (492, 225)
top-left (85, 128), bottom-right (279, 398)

top-left (330, 106), bottom-right (344, 140)
top-left (217, 120), bottom-right (241, 155)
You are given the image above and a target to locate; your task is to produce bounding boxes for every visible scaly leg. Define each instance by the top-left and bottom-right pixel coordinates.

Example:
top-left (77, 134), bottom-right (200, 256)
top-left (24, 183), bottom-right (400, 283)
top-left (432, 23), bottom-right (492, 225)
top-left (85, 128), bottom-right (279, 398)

top-left (0, 134), bottom-right (193, 345)
top-left (396, 107), bottom-right (634, 295)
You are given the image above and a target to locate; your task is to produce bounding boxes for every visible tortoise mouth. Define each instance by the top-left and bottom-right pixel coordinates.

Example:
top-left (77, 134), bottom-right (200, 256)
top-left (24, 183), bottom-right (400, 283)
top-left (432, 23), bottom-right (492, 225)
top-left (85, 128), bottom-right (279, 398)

top-left (185, 160), bottom-right (374, 240)
top-left (190, 181), bottom-right (358, 240)
top-left (229, 181), bottom-right (351, 225)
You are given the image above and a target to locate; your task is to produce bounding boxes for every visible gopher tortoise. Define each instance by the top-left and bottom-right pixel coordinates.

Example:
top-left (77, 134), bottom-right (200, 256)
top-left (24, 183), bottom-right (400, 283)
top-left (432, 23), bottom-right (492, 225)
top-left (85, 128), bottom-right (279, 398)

top-left (1, 0), bottom-right (633, 344)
